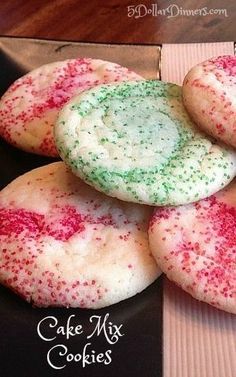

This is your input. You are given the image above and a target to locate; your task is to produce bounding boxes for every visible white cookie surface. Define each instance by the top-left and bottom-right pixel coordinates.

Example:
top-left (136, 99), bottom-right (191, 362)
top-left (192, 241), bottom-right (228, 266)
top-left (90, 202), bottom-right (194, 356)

top-left (183, 55), bottom-right (236, 148)
top-left (55, 80), bottom-right (236, 206)
top-left (0, 58), bottom-right (142, 156)
top-left (149, 181), bottom-right (236, 314)
top-left (0, 162), bottom-right (160, 308)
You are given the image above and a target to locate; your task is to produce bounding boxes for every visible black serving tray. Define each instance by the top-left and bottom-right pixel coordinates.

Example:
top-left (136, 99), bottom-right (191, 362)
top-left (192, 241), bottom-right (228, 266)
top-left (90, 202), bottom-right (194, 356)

top-left (0, 37), bottom-right (163, 377)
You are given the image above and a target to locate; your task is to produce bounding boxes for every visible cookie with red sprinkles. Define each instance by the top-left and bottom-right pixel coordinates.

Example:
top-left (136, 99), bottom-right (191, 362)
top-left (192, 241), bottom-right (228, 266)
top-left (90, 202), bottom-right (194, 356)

top-left (0, 58), bottom-right (142, 156)
top-left (148, 180), bottom-right (236, 314)
top-left (183, 55), bottom-right (236, 148)
top-left (0, 162), bottom-right (160, 308)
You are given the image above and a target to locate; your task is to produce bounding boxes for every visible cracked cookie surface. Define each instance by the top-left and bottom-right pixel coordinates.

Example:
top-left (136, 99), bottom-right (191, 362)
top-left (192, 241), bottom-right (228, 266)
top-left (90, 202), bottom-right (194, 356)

top-left (55, 80), bottom-right (236, 205)
top-left (0, 162), bottom-right (160, 308)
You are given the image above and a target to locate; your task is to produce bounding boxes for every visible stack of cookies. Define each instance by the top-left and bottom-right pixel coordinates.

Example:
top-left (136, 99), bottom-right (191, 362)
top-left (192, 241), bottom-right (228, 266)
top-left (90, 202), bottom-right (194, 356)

top-left (0, 56), bottom-right (235, 314)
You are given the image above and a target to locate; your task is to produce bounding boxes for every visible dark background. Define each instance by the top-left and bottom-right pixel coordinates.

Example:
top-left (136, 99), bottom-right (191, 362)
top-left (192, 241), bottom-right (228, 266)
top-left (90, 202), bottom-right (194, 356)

top-left (0, 279), bottom-right (163, 377)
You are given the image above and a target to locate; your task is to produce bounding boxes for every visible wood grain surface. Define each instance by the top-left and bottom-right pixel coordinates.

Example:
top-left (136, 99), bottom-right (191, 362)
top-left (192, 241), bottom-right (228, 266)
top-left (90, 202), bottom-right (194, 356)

top-left (0, 0), bottom-right (235, 44)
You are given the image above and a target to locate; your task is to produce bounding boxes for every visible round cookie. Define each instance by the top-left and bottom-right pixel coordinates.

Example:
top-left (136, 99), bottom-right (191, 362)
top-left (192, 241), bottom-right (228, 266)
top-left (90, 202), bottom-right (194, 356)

top-left (0, 162), bottom-right (160, 308)
top-left (55, 80), bottom-right (236, 206)
top-left (183, 55), bottom-right (236, 148)
top-left (0, 58), bottom-right (142, 156)
top-left (148, 181), bottom-right (236, 314)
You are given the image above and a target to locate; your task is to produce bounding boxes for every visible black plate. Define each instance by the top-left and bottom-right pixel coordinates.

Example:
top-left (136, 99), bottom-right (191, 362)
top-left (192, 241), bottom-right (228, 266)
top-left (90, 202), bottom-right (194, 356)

top-left (0, 37), bottom-right (163, 377)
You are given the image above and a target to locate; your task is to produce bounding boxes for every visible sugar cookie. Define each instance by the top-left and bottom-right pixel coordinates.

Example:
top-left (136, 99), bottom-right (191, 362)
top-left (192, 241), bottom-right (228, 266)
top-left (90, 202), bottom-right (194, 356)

top-left (0, 58), bottom-right (141, 156)
top-left (55, 80), bottom-right (236, 206)
top-left (149, 181), bottom-right (236, 314)
top-left (0, 162), bottom-right (160, 308)
top-left (183, 55), bottom-right (236, 148)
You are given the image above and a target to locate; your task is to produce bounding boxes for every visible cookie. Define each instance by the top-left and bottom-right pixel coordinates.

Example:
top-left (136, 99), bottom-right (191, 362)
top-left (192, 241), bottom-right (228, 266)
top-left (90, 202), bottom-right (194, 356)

top-left (0, 162), bottom-right (160, 308)
top-left (148, 181), bottom-right (236, 314)
top-left (183, 55), bottom-right (236, 148)
top-left (0, 58), bottom-right (142, 156)
top-left (55, 80), bottom-right (236, 206)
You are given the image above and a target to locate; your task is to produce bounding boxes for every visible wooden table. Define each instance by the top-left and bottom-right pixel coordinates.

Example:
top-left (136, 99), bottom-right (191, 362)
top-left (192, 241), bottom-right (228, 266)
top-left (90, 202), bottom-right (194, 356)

top-left (0, 0), bottom-right (235, 44)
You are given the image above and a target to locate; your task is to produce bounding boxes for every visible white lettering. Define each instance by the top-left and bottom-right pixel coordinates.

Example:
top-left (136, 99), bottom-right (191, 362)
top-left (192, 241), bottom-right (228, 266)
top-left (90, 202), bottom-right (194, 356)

top-left (37, 316), bottom-right (58, 342)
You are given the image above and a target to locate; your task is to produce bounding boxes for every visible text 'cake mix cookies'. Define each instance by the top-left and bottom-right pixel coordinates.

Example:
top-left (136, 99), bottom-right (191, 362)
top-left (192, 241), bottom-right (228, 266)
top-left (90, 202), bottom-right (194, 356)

top-left (183, 55), bottom-right (236, 148)
top-left (0, 162), bottom-right (160, 308)
top-left (148, 181), bottom-right (236, 314)
top-left (0, 58), bottom-right (142, 156)
top-left (55, 80), bottom-right (236, 206)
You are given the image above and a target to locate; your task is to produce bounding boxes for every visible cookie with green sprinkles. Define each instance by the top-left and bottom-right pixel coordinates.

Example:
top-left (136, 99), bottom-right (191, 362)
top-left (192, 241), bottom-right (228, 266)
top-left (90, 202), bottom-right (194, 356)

top-left (55, 80), bottom-right (236, 206)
